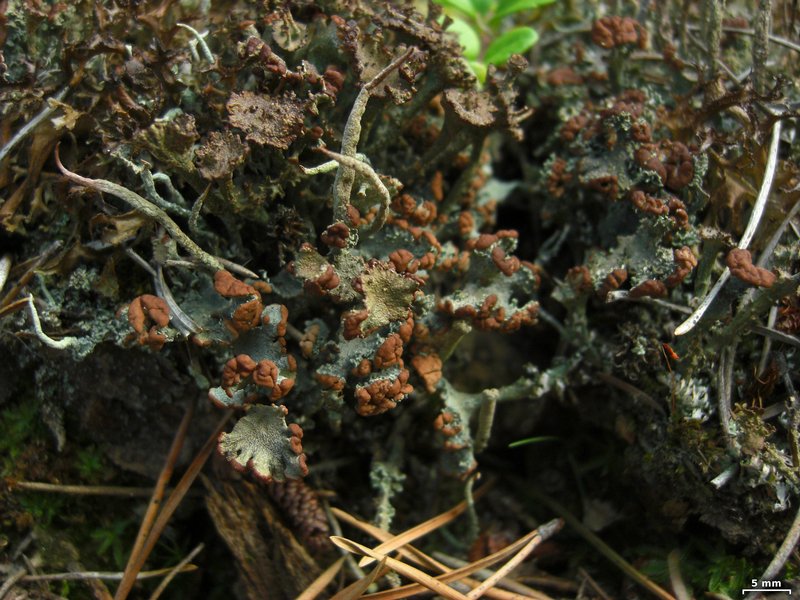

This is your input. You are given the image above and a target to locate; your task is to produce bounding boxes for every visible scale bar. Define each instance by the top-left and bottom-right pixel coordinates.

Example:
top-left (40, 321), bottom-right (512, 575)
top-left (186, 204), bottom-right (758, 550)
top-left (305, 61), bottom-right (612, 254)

top-left (742, 590), bottom-right (792, 594)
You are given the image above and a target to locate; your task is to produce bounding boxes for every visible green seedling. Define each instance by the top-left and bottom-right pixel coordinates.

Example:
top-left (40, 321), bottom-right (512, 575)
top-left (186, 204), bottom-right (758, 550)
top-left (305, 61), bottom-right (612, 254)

top-left (435, 0), bottom-right (555, 82)
top-left (92, 518), bottom-right (135, 569)
top-left (75, 446), bottom-right (106, 481)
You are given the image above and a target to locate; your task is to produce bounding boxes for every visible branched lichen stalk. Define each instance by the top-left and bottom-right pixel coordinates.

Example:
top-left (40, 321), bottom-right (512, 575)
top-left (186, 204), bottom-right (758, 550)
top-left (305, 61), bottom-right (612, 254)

top-left (757, 306), bottom-right (778, 375)
top-left (214, 257), bottom-right (259, 280)
top-left (438, 320), bottom-right (473, 362)
top-left (332, 48), bottom-right (414, 223)
top-left (189, 183), bottom-right (211, 237)
top-left (473, 390), bottom-right (499, 453)
top-left (463, 475), bottom-right (479, 544)
top-left (704, 0), bottom-right (724, 78)
top-left (152, 173), bottom-right (187, 206)
top-left (176, 23), bottom-right (215, 63)
top-left (116, 155), bottom-right (192, 219)
top-left (717, 345), bottom-right (738, 454)
top-left (26, 294), bottom-right (78, 350)
top-left (140, 169), bottom-right (192, 219)
top-left (752, 0), bottom-right (772, 94)
top-left (319, 148), bottom-right (391, 231)
top-left (55, 147), bottom-right (222, 271)
top-left (301, 153), bottom-right (368, 176)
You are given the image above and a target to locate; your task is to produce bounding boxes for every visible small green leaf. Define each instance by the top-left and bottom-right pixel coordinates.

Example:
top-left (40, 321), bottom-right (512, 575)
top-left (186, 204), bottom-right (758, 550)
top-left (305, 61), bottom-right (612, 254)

top-left (445, 17), bottom-right (482, 60)
top-left (470, 0), bottom-right (495, 15)
top-left (483, 26), bottom-right (539, 65)
top-left (468, 60), bottom-right (488, 84)
top-left (508, 435), bottom-right (559, 448)
top-left (494, 0), bottom-right (555, 20)
top-left (434, 0), bottom-right (479, 19)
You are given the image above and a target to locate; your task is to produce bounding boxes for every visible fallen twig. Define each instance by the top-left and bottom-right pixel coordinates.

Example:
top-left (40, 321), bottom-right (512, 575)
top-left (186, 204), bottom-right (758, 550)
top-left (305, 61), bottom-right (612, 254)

top-left (357, 524), bottom-right (562, 600)
top-left (357, 478), bottom-right (493, 567)
top-left (667, 551), bottom-right (691, 600)
top-left (297, 556), bottom-right (347, 600)
top-left (114, 403), bottom-right (233, 600)
top-left (332, 536), bottom-right (471, 600)
top-left (117, 398), bottom-right (196, 600)
top-left (464, 519), bottom-right (563, 599)
top-left (520, 485), bottom-right (676, 600)
top-left (147, 543), bottom-right (204, 600)
top-left (9, 482), bottom-right (180, 497)
top-left (331, 501), bottom-right (548, 600)
top-left (0, 568), bottom-right (26, 600)
top-left (717, 345), bottom-right (738, 453)
top-left (0, 255), bottom-right (11, 292)
top-left (18, 565), bottom-right (198, 583)
top-left (577, 567), bottom-right (612, 600)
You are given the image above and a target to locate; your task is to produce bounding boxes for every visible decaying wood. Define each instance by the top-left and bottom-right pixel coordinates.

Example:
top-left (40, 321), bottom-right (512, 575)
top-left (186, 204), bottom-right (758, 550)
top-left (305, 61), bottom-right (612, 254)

top-left (203, 476), bottom-right (321, 599)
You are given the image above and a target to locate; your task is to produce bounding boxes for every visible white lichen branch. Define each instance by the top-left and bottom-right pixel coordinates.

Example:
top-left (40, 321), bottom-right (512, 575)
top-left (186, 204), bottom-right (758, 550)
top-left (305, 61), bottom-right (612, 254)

top-left (0, 255), bottom-right (11, 292)
top-left (151, 173), bottom-right (187, 205)
top-left (717, 345), bottom-right (738, 454)
top-left (331, 47), bottom-right (415, 224)
top-left (55, 146), bottom-right (222, 271)
top-left (473, 389), bottom-right (499, 453)
top-left (25, 294), bottom-right (78, 350)
top-left (674, 119), bottom-right (782, 336)
top-left (300, 153), bottom-right (368, 176)
top-left (176, 23), bottom-right (215, 63)
top-left (114, 154), bottom-right (192, 218)
top-left (319, 148), bottom-right (392, 231)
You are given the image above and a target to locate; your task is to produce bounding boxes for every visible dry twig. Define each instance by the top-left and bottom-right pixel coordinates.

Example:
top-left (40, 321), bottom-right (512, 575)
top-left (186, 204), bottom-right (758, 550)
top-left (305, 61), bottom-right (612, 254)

top-left (115, 407), bottom-right (231, 600)
top-left (358, 478), bottom-right (493, 567)
top-left (297, 557), bottom-right (347, 600)
top-left (9, 482), bottom-right (177, 497)
top-left (146, 543), bottom-right (204, 600)
top-left (520, 485), bottom-right (676, 600)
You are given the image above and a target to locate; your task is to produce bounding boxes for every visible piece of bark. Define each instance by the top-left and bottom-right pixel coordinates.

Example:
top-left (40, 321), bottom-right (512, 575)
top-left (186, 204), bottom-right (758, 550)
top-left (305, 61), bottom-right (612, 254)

top-left (203, 476), bottom-right (320, 599)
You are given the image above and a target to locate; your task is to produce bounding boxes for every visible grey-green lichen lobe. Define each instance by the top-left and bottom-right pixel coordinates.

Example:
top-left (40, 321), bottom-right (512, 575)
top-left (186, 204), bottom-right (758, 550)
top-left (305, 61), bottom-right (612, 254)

top-left (218, 404), bottom-right (307, 483)
top-left (360, 263), bottom-right (419, 333)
